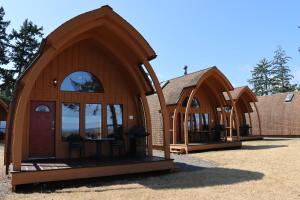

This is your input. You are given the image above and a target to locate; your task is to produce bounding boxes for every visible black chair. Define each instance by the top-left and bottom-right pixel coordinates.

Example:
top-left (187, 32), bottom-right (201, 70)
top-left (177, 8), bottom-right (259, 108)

top-left (108, 127), bottom-right (125, 158)
top-left (67, 134), bottom-right (85, 159)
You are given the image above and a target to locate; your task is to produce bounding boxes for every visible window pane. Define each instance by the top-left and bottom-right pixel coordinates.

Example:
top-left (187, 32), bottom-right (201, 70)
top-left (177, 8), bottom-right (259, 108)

top-left (61, 103), bottom-right (80, 140)
top-left (0, 121), bottom-right (6, 134)
top-left (203, 113), bottom-right (209, 130)
top-left (35, 105), bottom-right (50, 112)
top-left (85, 104), bottom-right (101, 138)
top-left (195, 113), bottom-right (201, 131)
top-left (107, 104), bottom-right (123, 135)
top-left (182, 97), bottom-right (200, 108)
top-left (60, 71), bottom-right (104, 93)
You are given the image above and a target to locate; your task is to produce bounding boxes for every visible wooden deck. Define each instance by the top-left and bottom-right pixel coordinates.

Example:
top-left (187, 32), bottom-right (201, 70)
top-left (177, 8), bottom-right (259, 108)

top-left (227, 135), bottom-right (263, 142)
top-left (170, 141), bottom-right (242, 154)
top-left (240, 135), bottom-right (263, 141)
top-left (11, 156), bottom-right (174, 188)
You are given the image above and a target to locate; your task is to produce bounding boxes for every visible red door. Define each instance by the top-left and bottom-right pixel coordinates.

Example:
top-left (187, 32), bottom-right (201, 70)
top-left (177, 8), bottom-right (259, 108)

top-left (29, 101), bottom-right (55, 158)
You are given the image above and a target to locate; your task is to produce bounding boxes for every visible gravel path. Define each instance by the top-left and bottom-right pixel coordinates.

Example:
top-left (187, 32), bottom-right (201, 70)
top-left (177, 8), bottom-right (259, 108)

top-left (0, 144), bottom-right (10, 200)
top-left (153, 150), bottom-right (217, 171)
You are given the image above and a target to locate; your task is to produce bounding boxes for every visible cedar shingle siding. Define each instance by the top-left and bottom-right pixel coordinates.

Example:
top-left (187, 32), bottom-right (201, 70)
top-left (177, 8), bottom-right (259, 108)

top-left (147, 95), bottom-right (164, 146)
top-left (251, 91), bottom-right (300, 136)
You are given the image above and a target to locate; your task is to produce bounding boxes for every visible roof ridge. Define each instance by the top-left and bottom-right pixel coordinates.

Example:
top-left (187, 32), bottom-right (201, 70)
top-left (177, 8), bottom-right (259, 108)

top-left (161, 66), bottom-right (214, 83)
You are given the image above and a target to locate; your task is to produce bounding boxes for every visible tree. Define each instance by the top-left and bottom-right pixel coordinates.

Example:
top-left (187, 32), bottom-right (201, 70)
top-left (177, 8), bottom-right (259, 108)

top-left (0, 6), bottom-right (10, 65)
top-left (9, 19), bottom-right (43, 78)
top-left (248, 58), bottom-right (273, 96)
top-left (0, 6), bottom-right (12, 101)
top-left (0, 67), bottom-right (16, 101)
top-left (271, 46), bottom-right (296, 93)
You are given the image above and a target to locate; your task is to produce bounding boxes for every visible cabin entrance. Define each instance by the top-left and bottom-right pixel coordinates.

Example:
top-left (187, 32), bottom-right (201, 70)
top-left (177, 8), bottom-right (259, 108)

top-left (29, 101), bottom-right (55, 158)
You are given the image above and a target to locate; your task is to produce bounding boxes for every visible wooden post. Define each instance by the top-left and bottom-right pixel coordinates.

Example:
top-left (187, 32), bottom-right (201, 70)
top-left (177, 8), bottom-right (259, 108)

top-left (143, 61), bottom-right (170, 159)
top-left (229, 106), bottom-right (233, 138)
top-left (172, 108), bottom-right (178, 144)
top-left (140, 94), bottom-right (153, 156)
top-left (253, 102), bottom-right (262, 136)
top-left (221, 107), bottom-right (227, 141)
top-left (184, 89), bottom-right (196, 146)
top-left (233, 101), bottom-right (240, 141)
top-left (248, 112), bottom-right (253, 135)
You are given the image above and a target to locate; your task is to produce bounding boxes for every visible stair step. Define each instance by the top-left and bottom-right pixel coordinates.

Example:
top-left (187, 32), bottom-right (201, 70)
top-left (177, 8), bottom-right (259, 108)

top-left (170, 147), bottom-right (186, 154)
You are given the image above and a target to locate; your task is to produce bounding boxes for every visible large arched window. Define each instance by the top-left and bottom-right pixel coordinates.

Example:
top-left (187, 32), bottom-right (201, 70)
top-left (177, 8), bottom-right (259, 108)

top-left (182, 97), bottom-right (200, 108)
top-left (60, 71), bottom-right (104, 93)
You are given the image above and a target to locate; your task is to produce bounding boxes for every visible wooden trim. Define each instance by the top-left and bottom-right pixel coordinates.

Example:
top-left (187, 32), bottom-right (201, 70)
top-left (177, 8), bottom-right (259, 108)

top-left (172, 107), bottom-right (178, 144)
top-left (248, 112), bottom-right (253, 135)
top-left (253, 102), bottom-right (262, 136)
top-left (12, 159), bottom-right (174, 187)
top-left (140, 94), bottom-right (153, 156)
top-left (143, 61), bottom-right (170, 159)
top-left (183, 89), bottom-right (196, 145)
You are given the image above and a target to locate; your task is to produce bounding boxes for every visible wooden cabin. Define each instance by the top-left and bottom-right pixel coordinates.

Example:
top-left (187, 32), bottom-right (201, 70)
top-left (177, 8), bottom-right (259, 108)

top-left (148, 67), bottom-right (242, 154)
top-left (251, 91), bottom-right (300, 137)
top-left (0, 98), bottom-right (8, 141)
top-left (223, 86), bottom-right (262, 141)
top-left (5, 6), bottom-right (174, 190)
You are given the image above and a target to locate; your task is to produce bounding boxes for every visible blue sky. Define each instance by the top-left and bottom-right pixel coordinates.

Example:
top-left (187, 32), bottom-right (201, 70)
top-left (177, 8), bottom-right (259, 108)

top-left (2, 0), bottom-right (300, 87)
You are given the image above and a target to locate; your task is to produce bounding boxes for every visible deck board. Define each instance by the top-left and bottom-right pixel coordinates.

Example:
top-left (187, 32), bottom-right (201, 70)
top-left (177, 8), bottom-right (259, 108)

top-left (18, 156), bottom-right (168, 172)
top-left (11, 156), bottom-right (174, 187)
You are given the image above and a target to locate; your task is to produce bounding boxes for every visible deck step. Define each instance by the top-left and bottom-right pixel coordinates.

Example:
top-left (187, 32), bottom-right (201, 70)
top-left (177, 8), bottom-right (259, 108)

top-left (170, 147), bottom-right (186, 154)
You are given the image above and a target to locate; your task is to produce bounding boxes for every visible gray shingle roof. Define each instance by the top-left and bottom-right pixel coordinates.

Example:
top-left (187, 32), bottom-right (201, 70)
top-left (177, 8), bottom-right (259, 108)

top-left (162, 67), bottom-right (213, 105)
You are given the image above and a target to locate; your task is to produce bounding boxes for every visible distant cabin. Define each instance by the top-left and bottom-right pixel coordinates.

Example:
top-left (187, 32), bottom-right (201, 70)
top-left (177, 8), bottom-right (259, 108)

top-left (251, 91), bottom-right (300, 137)
top-left (148, 67), bottom-right (242, 154)
top-left (223, 86), bottom-right (262, 141)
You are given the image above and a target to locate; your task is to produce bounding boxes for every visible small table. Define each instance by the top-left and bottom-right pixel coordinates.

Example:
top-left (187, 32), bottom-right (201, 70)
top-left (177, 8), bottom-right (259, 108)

top-left (85, 137), bottom-right (115, 159)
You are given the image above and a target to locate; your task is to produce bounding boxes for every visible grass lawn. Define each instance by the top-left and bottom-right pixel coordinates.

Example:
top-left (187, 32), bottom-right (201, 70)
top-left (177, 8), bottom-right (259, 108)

top-left (1, 138), bottom-right (300, 200)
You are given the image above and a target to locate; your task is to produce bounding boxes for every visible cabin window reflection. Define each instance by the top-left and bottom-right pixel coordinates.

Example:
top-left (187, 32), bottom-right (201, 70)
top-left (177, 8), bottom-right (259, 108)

top-left (61, 103), bottom-right (80, 140)
top-left (202, 113), bottom-right (209, 130)
top-left (107, 104), bottom-right (123, 136)
top-left (85, 104), bottom-right (102, 139)
top-left (60, 71), bottom-right (104, 93)
top-left (182, 97), bottom-right (200, 108)
top-left (0, 121), bottom-right (6, 135)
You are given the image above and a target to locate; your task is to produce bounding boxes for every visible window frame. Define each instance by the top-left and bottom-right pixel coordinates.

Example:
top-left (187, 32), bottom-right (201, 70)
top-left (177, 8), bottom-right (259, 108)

top-left (61, 102), bottom-right (81, 141)
top-left (60, 71), bottom-right (104, 93)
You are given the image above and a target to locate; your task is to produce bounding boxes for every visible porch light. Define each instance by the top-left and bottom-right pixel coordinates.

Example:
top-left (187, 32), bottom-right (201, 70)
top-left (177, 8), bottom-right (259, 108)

top-left (53, 79), bottom-right (58, 86)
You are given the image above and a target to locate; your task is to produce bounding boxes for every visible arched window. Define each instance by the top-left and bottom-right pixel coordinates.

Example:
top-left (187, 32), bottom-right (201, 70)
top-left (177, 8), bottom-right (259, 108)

top-left (35, 105), bottom-right (50, 112)
top-left (60, 71), bottom-right (104, 93)
top-left (182, 97), bottom-right (200, 108)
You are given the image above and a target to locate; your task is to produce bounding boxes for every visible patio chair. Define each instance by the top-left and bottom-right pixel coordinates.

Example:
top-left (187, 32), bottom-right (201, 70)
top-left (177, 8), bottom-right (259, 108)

top-left (67, 134), bottom-right (85, 159)
top-left (108, 127), bottom-right (126, 158)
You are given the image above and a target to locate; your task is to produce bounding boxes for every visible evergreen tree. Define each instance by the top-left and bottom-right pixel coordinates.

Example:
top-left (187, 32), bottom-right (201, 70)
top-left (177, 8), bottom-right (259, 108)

top-left (248, 58), bottom-right (272, 96)
top-left (9, 19), bottom-right (43, 78)
top-left (0, 67), bottom-right (15, 101)
top-left (0, 6), bottom-right (12, 101)
top-left (271, 46), bottom-right (296, 93)
top-left (0, 6), bottom-right (10, 65)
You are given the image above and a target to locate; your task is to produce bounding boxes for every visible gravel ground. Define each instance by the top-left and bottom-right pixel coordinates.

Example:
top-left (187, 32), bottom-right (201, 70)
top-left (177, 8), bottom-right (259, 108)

top-left (2, 138), bottom-right (300, 200)
top-left (153, 150), bottom-right (217, 170)
top-left (0, 144), bottom-right (10, 200)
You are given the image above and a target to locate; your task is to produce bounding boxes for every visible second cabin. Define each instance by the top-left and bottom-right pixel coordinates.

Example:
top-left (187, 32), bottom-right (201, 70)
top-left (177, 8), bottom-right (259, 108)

top-left (149, 67), bottom-right (242, 154)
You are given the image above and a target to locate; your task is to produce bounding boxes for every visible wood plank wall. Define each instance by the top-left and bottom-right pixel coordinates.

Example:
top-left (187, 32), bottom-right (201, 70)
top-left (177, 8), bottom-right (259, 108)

top-left (22, 39), bottom-right (144, 159)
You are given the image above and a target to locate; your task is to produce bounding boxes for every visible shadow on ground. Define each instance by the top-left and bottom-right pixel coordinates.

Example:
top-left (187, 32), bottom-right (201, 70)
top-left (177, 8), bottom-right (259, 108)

top-left (242, 145), bottom-right (287, 150)
top-left (15, 161), bottom-right (264, 193)
top-left (263, 138), bottom-right (293, 141)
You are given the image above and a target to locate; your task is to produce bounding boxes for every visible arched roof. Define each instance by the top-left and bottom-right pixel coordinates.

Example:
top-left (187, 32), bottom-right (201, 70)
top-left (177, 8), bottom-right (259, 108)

top-left (162, 66), bottom-right (234, 105)
top-left (18, 5), bottom-right (156, 82)
top-left (224, 86), bottom-right (257, 102)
